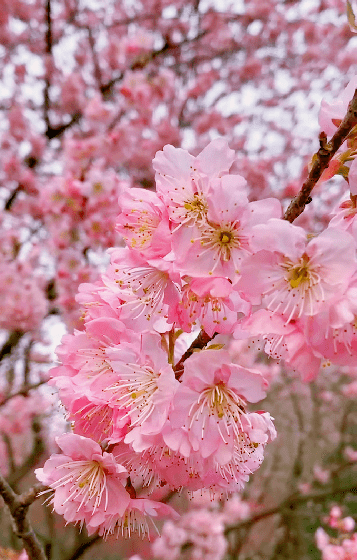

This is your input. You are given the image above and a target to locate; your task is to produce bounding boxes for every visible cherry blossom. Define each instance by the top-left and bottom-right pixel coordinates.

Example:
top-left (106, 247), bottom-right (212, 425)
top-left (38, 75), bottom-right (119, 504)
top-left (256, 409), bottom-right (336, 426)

top-left (167, 348), bottom-right (275, 488)
top-left (35, 434), bottom-right (130, 528)
top-left (239, 222), bottom-right (357, 321)
top-left (2, 3), bottom-right (357, 555)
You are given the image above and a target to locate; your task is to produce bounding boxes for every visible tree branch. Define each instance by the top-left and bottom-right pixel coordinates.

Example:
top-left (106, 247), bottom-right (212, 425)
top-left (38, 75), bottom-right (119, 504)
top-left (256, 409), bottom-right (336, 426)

top-left (0, 331), bottom-right (23, 361)
top-left (7, 419), bottom-right (45, 488)
top-left (43, 0), bottom-right (52, 132)
top-left (64, 536), bottom-right (101, 560)
top-left (0, 381), bottom-right (47, 407)
top-left (225, 482), bottom-right (357, 535)
top-left (284, 88), bottom-right (357, 223)
top-left (173, 330), bottom-right (217, 379)
top-left (86, 27), bottom-right (103, 91)
top-left (0, 475), bottom-right (48, 560)
top-left (46, 112), bottom-right (82, 140)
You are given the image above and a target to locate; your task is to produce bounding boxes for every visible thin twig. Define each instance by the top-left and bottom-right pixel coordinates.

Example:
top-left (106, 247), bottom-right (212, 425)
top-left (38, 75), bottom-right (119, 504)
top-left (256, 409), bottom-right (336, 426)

top-left (7, 419), bottom-right (45, 487)
top-left (0, 331), bottom-right (23, 361)
top-left (86, 27), bottom-right (103, 91)
top-left (284, 89), bottom-right (357, 222)
top-left (0, 380), bottom-right (47, 407)
top-left (64, 536), bottom-right (101, 560)
top-left (225, 482), bottom-right (357, 535)
top-left (43, 0), bottom-right (52, 132)
top-left (173, 330), bottom-right (217, 379)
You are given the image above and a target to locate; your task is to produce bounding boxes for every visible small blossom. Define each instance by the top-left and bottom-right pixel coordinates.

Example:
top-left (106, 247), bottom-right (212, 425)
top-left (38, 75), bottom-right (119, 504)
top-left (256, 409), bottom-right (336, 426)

top-left (35, 434), bottom-right (130, 528)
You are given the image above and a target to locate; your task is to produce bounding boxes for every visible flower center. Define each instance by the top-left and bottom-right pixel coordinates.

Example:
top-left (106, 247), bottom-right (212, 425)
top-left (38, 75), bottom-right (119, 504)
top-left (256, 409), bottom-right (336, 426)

top-left (53, 460), bottom-right (108, 512)
top-left (219, 231), bottom-right (232, 244)
top-left (205, 382), bottom-right (245, 419)
top-left (265, 252), bottom-right (325, 320)
top-left (288, 264), bottom-right (310, 288)
top-left (197, 222), bottom-right (242, 266)
top-left (285, 254), bottom-right (311, 289)
top-left (188, 381), bottom-right (247, 444)
top-left (122, 210), bottom-right (158, 249)
top-left (184, 194), bottom-right (208, 221)
top-left (107, 365), bottom-right (160, 426)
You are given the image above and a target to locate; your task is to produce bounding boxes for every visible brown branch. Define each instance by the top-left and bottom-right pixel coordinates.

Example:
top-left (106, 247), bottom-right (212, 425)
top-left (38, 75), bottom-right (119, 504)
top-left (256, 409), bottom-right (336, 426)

top-left (43, 0), bottom-right (82, 140)
top-left (7, 419), bottom-right (45, 488)
top-left (0, 331), bottom-right (23, 361)
top-left (46, 112), bottom-right (82, 140)
top-left (43, 0), bottom-right (52, 132)
top-left (225, 483), bottom-right (357, 536)
top-left (100, 31), bottom-right (207, 96)
top-left (23, 340), bottom-right (33, 386)
top-left (0, 381), bottom-right (47, 407)
top-left (284, 89), bottom-right (357, 223)
top-left (2, 433), bottom-right (15, 473)
top-left (86, 27), bottom-right (103, 91)
top-left (0, 475), bottom-right (48, 560)
top-left (65, 536), bottom-right (101, 560)
top-left (4, 185), bottom-right (22, 211)
top-left (173, 330), bottom-right (217, 379)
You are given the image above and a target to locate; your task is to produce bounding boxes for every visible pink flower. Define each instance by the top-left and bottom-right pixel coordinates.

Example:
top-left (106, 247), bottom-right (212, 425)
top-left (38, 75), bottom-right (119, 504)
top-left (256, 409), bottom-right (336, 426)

top-left (316, 527), bottom-right (330, 550)
top-left (167, 348), bottom-right (275, 487)
top-left (313, 465), bottom-right (330, 484)
top-left (305, 274), bottom-right (357, 367)
top-left (0, 259), bottom-right (48, 332)
top-left (241, 309), bottom-right (322, 381)
top-left (152, 520), bottom-right (187, 560)
top-left (153, 138), bottom-right (237, 227)
top-left (35, 434), bottom-right (130, 529)
top-left (344, 446), bottom-right (357, 461)
top-left (329, 197), bottom-right (357, 236)
top-left (171, 184), bottom-right (280, 280)
top-left (177, 277), bottom-right (249, 336)
top-left (179, 508), bottom-right (227, 560)
top-left (116, 187), bottom-right (171, 259)
top-left (239, 222), bottom-right (356, 322)
top-left (68, 397), bottom-right (128, 443)
top-left (90, 332), bottom-right (179, 447)
top-left (115, 433), bottom-right (209, 491)
top-left (222, 494), bottom-right (250, 523)
top-left (51, 316), bottom-right (137, 393)
top-left (94, 497), bottom-right (179, 539)
top-left (340, 517), bottom-right (355, 532)
top-left (102, 247), bottom-right (181, 331)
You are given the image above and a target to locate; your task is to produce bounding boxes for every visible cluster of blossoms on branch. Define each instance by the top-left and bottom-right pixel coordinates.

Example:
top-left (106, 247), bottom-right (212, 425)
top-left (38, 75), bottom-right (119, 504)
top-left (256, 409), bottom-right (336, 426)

top-left (36, 138), bottom-right (278, 537)
top-left (316, 506), bottom-right (357, 560)
top-left (1, 2), bottom-right (357, 559)
top-left (35, 78), bottom-right (357, 539)
top-left (151, 492), bottom-right (250, 560)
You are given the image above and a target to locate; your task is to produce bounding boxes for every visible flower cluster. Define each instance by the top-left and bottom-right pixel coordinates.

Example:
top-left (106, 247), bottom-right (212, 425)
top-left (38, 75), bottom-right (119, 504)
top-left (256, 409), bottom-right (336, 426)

top-left (0, 253), bottom-right (48, 333)
top-left (316, 506), bottom-right (357, 560)
top-left (152, 491), bottom-right (250, 560)
top-left (38, 131), bottom-right (357, 537)
top-left (37, 139), bottom-right (278, 536)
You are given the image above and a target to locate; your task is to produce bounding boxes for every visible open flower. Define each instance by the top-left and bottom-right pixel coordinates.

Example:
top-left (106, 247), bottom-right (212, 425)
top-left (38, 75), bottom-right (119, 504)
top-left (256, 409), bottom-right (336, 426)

top-left (94, 497), bottom-right (179, 539)
top-left (153, 138), bottom-right (237, 227)
top-left (177, 277), bottom-right (249, 336)
top-left (167, 348), bottom-right (275, 488)
top-left (35, 434), bottom-right (130, 528)
top-left (102, 247), bottom-right (180, 331)
top-left (239, 221), bottom-right (357, 322)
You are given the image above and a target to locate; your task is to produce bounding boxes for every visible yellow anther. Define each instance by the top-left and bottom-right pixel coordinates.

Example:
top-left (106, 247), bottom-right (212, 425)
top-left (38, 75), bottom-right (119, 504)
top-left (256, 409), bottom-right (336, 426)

top-left (289, 266), bottom-right (309, 288)
top-left (220, 232), bottom-right (231, 244)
